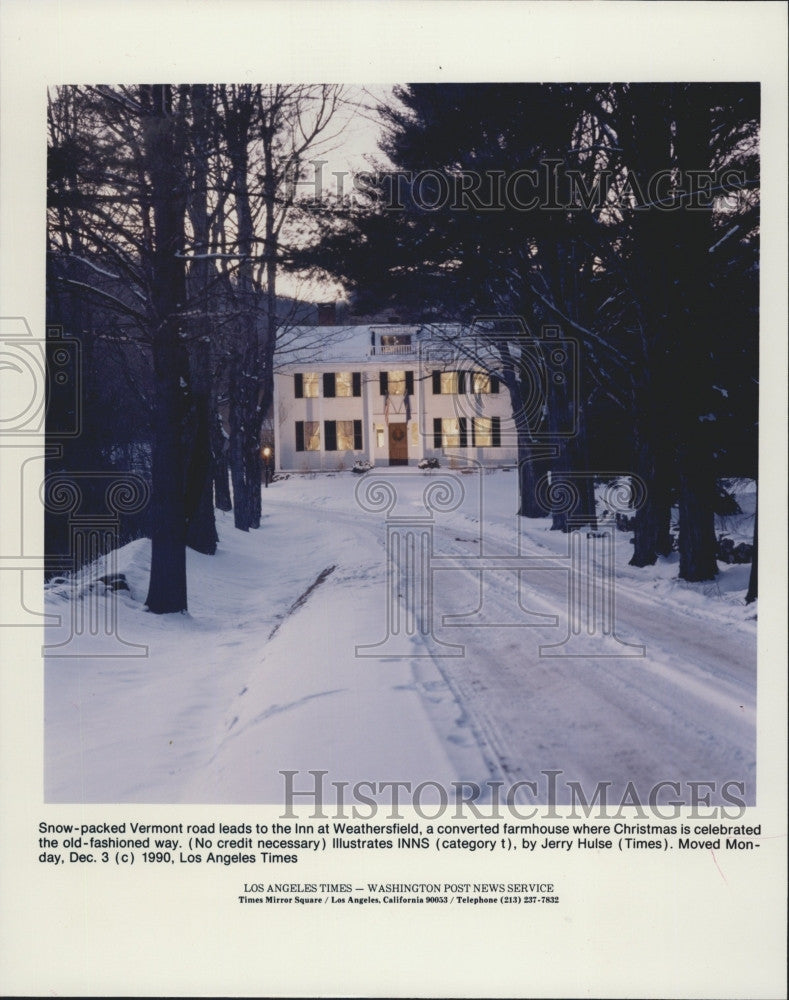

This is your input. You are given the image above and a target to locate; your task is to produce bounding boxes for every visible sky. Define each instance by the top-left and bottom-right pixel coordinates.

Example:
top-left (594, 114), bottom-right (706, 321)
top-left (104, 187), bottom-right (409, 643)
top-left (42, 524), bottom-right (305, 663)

top-left (280, 84), bottom-right (394, 305)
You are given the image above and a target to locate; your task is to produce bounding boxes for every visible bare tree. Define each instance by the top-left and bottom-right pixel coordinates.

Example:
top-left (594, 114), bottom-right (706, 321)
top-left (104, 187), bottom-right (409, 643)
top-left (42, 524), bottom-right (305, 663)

top-left (213, 84), bottom-right (343, 531)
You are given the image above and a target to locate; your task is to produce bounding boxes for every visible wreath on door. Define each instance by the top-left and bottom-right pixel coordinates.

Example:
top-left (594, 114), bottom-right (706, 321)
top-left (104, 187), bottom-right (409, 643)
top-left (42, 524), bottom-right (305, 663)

top-left (391, 426), bottom-right (406, 442)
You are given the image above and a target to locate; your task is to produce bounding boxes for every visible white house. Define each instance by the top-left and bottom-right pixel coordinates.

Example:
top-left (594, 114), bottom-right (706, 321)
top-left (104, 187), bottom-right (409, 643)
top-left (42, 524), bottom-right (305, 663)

top-left (273, 323), bottom-right (520, 472)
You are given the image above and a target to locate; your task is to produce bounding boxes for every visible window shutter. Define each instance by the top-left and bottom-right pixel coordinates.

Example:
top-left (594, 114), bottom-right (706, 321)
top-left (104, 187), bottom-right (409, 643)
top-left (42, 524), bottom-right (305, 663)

top-left (492, 416), bottom-right (501, 447)
top-left (471, 418), bottom-right (477, 447)
top-left (324, 421), bottom-right (337, 452)
top-left (405, 370), bottom-right (414, 395)
top-left (379, 371), bottom-right (388, 395)
top-left (353, 420), bottom-right (363, 450)
top-left (432, 370), bottom-right (441, 394)
top-left (433, 418), bottom-right (442, 449)
top-left (294, 373), bottom-right (303, 399)
top-left (295, 421), bottom-right (305, 452)
top-left (457, 370), bottom-right (466, 395)
top-left (352, 372), bottom-right (361, 397)
top-left (490, 374), bottom-right (500, 394)
top-left (323, 372), bottom-right (335, 398)
top-left (459, 417), bottom-right (468, 448)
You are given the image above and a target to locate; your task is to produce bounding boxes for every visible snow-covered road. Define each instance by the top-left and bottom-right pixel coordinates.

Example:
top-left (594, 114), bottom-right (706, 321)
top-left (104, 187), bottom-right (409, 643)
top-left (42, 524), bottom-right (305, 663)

top-left (44, 470), bottom-right (757, 807)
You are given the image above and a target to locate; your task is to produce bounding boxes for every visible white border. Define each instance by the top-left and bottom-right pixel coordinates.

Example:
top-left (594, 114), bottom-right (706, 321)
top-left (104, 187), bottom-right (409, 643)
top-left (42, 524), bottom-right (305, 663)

top-left (1, 2), bottom-right (786, 997)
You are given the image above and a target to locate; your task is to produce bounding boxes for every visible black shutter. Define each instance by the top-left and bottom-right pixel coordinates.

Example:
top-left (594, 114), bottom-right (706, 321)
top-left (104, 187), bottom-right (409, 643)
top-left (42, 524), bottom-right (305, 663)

top-left (405, 370), bottom-right (414, 395)
top-left (379, 371), bottom-right (388, 395)
top-left (352, 372), bottom-right (361, 397)
top-left (353, 419), bottom-right (362, 450)
top-left (433, 418), bottom-right (442, 449)
top-left (324, 420), bottom-right (337, 451)
top-left (492, 416), bottom-right (501, 447)
top-left (323, 372), bottom-right (335, 398)
top-left (294, 373), bottom-right (303, 398)
top-left (295, 421), bottom-right (305, 452)
top-left (457, 370), bottom-right (466, 395)
top-left (459, 417), bottom-right (468, 448)
top-left (471, 418), bottom-right (477, 447)
top-left (432, 370), bottom-right (441, 394)
top-left (490, 374), bottom-right (500, 394)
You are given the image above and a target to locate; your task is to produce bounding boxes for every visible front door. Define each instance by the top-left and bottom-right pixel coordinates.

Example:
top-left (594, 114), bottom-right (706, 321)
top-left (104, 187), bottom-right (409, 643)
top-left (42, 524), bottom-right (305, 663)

top-left (388, 422), bottom-right (408, 466)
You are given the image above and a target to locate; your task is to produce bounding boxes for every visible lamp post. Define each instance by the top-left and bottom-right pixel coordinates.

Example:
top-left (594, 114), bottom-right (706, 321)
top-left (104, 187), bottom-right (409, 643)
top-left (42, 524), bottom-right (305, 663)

top-left (262, 446), bottom-right (272, 487)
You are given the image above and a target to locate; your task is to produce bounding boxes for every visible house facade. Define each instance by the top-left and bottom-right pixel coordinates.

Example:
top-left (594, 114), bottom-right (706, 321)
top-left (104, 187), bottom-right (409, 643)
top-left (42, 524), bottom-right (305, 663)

top-left (273, 324), bottom-right (519, 472)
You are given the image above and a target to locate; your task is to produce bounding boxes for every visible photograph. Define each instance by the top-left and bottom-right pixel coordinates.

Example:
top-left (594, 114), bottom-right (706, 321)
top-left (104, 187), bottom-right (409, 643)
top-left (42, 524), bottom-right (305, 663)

top-left (1, 3), bottom-right (786, 998)
top-left (42, 81), bottom-right (760, 812)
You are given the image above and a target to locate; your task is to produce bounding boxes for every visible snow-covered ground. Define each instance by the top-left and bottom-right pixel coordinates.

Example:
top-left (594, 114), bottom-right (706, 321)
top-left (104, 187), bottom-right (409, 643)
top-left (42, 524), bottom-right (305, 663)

top-left (44, 470), bottom-right (757, 806)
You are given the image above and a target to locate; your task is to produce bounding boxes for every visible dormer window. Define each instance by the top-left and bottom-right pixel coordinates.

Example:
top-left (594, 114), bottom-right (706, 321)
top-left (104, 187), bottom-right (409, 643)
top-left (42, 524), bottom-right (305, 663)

top-left (379, 333), bottom-right (412, 355)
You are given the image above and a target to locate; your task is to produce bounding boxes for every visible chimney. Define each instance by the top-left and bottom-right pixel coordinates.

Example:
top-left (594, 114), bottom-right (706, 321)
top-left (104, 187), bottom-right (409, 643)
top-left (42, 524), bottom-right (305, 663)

top-left (317, 302), bottom-right (336, 326)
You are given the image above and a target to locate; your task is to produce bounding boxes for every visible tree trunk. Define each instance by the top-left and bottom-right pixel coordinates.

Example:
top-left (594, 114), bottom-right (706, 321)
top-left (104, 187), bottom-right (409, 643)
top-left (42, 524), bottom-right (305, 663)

top-left (184, 83), bottom-right (218, 555)
top-left (228, 339), bottom-right (262, 532)
top-left (184, 337), bottom-right (217, 555)
top-left (499, 348), bottom-right (556, 518)
top-left (211, 409), bottom-right (232, 511)
top-left (143, 84), bottom-right (188, 614)
top-left (517, 443), bottom-right (554, 517)
top-left (630, 422), bottom-right (673, 567)
top-left (673, 85), bottom-right (718, 583)
top-left (549, 379), bottom-right (596, 533)
top-left (677, 442), bottom-right (718, 581)
top-left (745, 494), bottom-right (757, 604)
top-left (619, 87), bottom-right (676, 569)
top-left (229, 362), bottom-right (254, 532)
top-left (224, 89), bottom-right (262, 532)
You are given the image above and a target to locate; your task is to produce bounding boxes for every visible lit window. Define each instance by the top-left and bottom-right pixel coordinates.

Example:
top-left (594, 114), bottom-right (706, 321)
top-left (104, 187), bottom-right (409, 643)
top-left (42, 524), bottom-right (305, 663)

top-left (335, 372), bottom-right (353, 397)
top-left (376, 425), bottom-right (385, 448)
top-left (336, 420), bottom-right (356, 451)
top-left (303, 373), bottom-right (320, 398)
top-left (472, 372), bottom-right (490, 394)
top-left (433, 417), bottom-right (465, 448)
top-left (440, 371), bottom-right (459, 394)
top-left (388, 370), bottom-right (406, 395)
top-left (296, 420), bottom-right (320, 451)
top-left (379, 370), bottom-right (414, 396)
top-left (324, 420), bottom-right (363, 451)
top-left (471, 416), bottom-right (501, 447)
top-left (472, 417), bottom-right (492, 447)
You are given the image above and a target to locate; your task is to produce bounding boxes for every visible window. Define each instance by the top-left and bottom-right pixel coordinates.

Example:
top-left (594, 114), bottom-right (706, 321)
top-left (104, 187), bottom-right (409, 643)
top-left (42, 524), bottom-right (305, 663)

top-left (322, 372), bottom-right (361, 398)
top-left (472, 417), bottom-right (492, 447)
top-left (432, 369), bottom-right (458, 394)
top-left (433, 417), bottom-right (468, 449)
top-left (442, 371), bottom-right (459, 394)
top-left (324, 420), bottom-right (363, 451)
top-left (375, 425), bottom-right (385, 448)
top-left (294, 373), bottom-right (320, 398)
top-left (380, 370), bottom-right (414, 395)
top-left (471, 416), bottom-right (501, 447)
top-left (295, 420), bottom-right (320, 451)
top-left (471, 371), bottom-right (499, 394)
top-left (380, 334), bottom-right (411, 348)
top-left (295, 373), bottom-right (322, 398)
top-left (380, 334), bottom-right (412, 354)
top-left (431, 369), bottom-right (499, 394)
